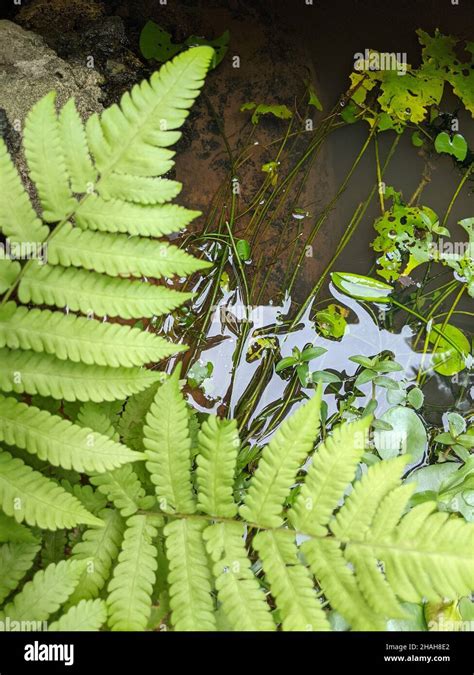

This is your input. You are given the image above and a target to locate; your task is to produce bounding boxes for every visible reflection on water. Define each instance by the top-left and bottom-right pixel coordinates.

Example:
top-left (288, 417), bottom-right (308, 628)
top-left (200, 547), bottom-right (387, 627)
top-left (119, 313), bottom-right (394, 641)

top-left (186, 282), bottom-right (426, 444)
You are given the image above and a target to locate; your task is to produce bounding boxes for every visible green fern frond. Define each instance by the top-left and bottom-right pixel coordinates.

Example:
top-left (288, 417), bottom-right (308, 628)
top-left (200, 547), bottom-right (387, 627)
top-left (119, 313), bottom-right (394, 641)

top-left (58, 99), bottom-right (97, 193)
top-left (0, 541), bottom-right (40, 604)
top-left (0, 260), bottom-right (21, 294)
top-left (302, 537), bottom-right (385, 631)
top-left (19, 265), bottom-right (194, 319)
top-left (164, 518), bottom-right (216, 631)
top-left (0, 395), bottom-right (142, 473)
top-left (49, 598), bottom-right (107, 631)
top-left (49, 223), bottom-right (211, 278)
top-left (117, 383), bottom-right (160, 452)
top-left (204, 521), bottom-right (275, 631)
top-left (68, 508), bottom-right (124, 605)
top-left (76, 402), bottom-right (121, 439)
top-left (90, 465), bottom-right (146, 516)
top-left (0, 348), bottom-right (160, 401)
top-left (23, 91), bottom-right (76, 222)
top-left (0, 304), bottom-right (183, 368)
top-left (0, 559), bottom-right (85, 621)
top-left (365, 502), bottom-right (473, 603)
top-left (196, 415), bottom-right (240, 518)
top-left (253, 530), bottom-right (330, 631)
top-left (0, 512), bottom-right (39, 543)
top-left (288, 415), bottom-right (370, 536)
top-left (370, 483), bottom-right (416, 539)
top-left (107, 514), bottom-right (158, 631)
top-left (0, 138), bottom-right (48, 243)
top-left (144, 368), bottom-right (196, 514)
top-left (98, 173), bottom-right (181, 205)
top-left (240, 385), bottom-right (322, 528)
top-left (0, 450), bottom-right (101, 529)
top-left (86, 46), bottom-right (214, 176)
top-left (331, 455), bottom-right (410, 541)
top-left (60, 481), bottom-right (107, 516)
top-left (76, 196), bottom-right (200, 237)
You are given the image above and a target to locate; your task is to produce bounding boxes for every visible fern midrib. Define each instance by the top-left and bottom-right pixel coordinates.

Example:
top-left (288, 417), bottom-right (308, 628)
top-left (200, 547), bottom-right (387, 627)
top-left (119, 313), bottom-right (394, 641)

top-left (139, 508), bottom-right (473, 563)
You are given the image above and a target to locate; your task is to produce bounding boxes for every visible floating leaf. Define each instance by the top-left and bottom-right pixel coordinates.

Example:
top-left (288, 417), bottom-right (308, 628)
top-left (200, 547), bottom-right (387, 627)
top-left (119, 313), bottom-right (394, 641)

top-left (374, 405), bottom-right (427, 466)
top-left (429, 324), bottom-right (470, 376)
top-left (315, 304), bottom-right (348, 340)
top-left (331, 272), bottom-right (392, 302)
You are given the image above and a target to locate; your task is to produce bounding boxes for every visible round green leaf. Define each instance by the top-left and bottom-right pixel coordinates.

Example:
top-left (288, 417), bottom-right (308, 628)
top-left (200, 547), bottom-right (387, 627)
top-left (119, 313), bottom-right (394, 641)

top-left (374, 405), bottom-right (427, 465)
top-left (429, 324), bottom-right (470, 376)
top-left (434, 131), bottom-right (468, 161)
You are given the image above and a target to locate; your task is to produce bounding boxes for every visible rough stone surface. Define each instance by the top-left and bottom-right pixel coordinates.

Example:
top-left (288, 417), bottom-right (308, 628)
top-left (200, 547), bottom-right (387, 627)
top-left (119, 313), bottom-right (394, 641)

top-left (0, 19), bottom-right (103, 135)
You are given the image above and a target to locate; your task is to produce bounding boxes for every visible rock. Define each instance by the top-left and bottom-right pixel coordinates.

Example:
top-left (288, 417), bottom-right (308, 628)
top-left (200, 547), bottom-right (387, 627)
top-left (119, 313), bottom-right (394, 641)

top-left (15, 0), bottom-right (147, 107)
top-left (0, 20), bottom-right (103, 134)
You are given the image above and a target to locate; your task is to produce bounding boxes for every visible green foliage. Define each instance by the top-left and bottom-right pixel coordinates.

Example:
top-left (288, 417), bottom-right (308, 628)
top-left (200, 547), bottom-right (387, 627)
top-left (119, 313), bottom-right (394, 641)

top-left (240, 102), bottom-right (293, 125)
top-left (140, 21), bottom-right (229, 69)
top-left (0, 370), bottom-right (472, 631)
top-left (0, 48), bottom-right (214, 542)
top-left (345, 31), bottom-right (474, 129)
top-left (435, 132), bottom-right (468, 161)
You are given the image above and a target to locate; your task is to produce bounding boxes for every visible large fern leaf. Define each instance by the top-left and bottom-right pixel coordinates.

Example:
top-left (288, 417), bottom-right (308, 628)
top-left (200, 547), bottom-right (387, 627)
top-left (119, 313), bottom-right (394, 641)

top-left (68, 508), bottom-right (124, 605)
top-left (0, 348), bottom-right (160, 401)
top-left (0, 541), bottom-right (40, 604)
top-left (288, 415), bottom-right (370, 536)
top-left (86, 46), bottom-right (213, 176)
top-left (23, 91), bottom-right (76, 222)
top-left (204, 521), bottom-right (275, 631)
top-left (19, 265), bottom-right (194, 320)
top-left (253, 530), bottom-right (330, 631)
top-left (0, 138), bottom-right (48, 242)
top-left (48, 223), bottom-right (211, 278)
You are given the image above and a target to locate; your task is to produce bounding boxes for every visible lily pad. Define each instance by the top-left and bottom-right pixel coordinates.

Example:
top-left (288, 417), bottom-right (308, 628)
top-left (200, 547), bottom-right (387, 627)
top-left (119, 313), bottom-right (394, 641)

top-left (374, 405), bottom-right (427, 465)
